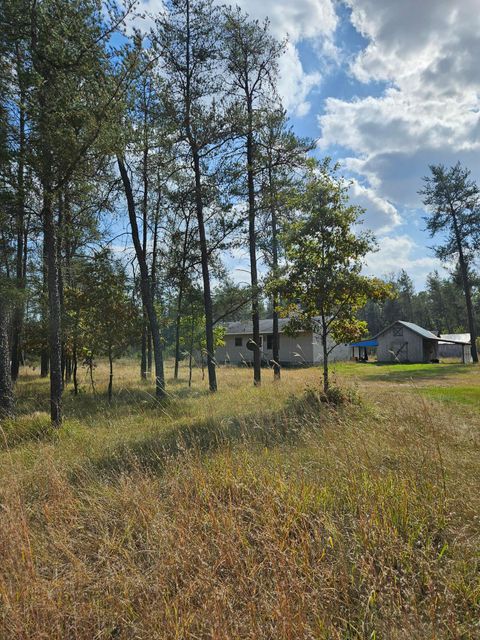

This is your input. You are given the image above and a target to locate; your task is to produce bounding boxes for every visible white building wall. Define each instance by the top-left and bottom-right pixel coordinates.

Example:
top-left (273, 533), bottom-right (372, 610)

top-left (312, 332), bottom-right (350, 363)
top-left (216, 331), bottom-right (350, 365)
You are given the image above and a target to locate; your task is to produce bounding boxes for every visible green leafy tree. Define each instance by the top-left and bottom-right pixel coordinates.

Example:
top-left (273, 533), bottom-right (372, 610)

top-left (270, 161), bottom-right (392, 392)
top-left (70, 252), bottom-right (140, 402)
top-left (420, 162), bottom-right (480, 362)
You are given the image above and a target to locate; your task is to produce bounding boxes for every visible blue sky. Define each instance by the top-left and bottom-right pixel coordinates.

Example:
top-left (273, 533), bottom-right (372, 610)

top-left (136, 0), bottom-right (480, 290)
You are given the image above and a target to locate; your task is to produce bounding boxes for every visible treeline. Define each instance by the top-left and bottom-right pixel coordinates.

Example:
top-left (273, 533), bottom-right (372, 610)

top-left (360, 268), bottom-right (480, 337)
top-left (1, 1), bottom-right (479, 423)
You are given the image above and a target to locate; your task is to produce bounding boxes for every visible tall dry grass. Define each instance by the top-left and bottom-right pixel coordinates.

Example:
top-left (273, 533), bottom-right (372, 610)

top-left (0, 362), bottom-right (479, 638)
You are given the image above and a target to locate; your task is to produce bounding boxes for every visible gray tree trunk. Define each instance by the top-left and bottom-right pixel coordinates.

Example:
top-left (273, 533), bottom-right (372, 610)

top-left (118, 156), bottom-right (165, 398)
top-left (43, 190), bottom-right (63, 425)
top-left (0, 299), bottom-right (14, 416)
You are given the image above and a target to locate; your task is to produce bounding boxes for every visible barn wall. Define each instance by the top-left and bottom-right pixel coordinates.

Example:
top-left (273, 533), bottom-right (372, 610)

top-left (438, 343), bottom-right (472, 362)
top-left (377, 325), bottom-right (424, 362)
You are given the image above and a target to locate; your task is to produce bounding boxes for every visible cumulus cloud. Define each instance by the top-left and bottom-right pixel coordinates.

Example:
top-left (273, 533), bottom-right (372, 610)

top-left (350, 179), bottom-right (401, 234)
top-left (319, 0), bottom-right (480, 205)
top-left (364, 235), bottom-right (440, 288)
top-left (233, 0), bottom-right (338, 115)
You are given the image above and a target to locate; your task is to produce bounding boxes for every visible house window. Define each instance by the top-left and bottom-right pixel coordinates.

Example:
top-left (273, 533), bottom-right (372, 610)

top-left (267, 334), bottom-right (273, 350)
top-left (393, 326), bottom-right (403, 336)
top-left (235, 336), bottom-right (242, 347)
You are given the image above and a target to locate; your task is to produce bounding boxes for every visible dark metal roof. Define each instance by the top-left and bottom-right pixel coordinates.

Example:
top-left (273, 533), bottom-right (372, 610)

top-left (350, 339), bottom-right (378, 347)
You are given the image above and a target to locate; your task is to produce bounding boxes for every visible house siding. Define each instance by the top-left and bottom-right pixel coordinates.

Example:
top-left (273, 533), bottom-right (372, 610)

top-left (216, 331), bottom-right (314, 365)
top-left (216, 331), bottom-right (350, 365)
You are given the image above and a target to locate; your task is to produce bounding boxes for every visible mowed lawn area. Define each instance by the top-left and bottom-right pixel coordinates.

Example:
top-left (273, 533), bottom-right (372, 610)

top-left (1, 360), bottom-right (479, 639)
top-left (333, 360), bottom-right (480, 407)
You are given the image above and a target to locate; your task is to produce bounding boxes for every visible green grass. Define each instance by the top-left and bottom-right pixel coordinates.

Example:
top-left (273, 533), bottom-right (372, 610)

top-left (1, 360), bottom-right (479, 639)
top-left (332, 360), bottom-right (473, 381)
top-left (421, 385), bottom-right (480, 406)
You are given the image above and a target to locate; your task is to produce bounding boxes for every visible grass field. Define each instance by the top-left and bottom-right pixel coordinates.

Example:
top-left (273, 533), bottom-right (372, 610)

top-left (1, 359), bottom-right (479, 639)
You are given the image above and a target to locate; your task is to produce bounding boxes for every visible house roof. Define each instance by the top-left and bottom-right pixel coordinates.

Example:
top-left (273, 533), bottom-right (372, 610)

top-left (223, 317), bottom-right (306, 335)
top-left (374, 320), bottom-right (441, 341)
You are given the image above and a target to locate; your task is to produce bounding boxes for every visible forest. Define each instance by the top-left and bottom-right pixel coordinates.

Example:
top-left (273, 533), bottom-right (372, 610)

top-left (1, 0), bottom-right (480, 424)
top-left (1, 2), bottom-right (480, 638)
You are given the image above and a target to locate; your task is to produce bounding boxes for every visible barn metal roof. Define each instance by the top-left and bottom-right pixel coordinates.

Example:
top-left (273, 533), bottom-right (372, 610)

top-left (374, 320), bottom-right (441, 341)
top-left (439, 333), bottom-right (471, 345)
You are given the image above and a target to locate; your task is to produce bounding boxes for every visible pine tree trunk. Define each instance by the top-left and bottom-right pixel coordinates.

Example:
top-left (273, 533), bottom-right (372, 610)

top-left (183, 0), bottom-right (216, 392)
top-left (140, 314), bottom-right (147, 380)
top-left (0, 299), bottom-right (14, 417)
top-left (42, 190), bottom-right (63, 426)
top-left (147, 328), bottom-right (152, 377)
top-left (108, 348), bottom-right (113, 403)
top-left (174, 284), bottom-right (184, 380)
top-left (65, 356), bottom-right (72, 384)
top-left (246, 114), bottom-right (261, 386)
top-left (118, 156), bottom-right (165, 398)
top-left (459, 260), bottom-right (478, 362)
top-left (40, 350), bottom-right (49, 377)
top-left (192, 151), bottom-right (217, 392)
top-left (40, 234), bottom-right (49, 379)
top-left (270, 166), bottom-right (280, 380)
top-left (452, 213), bottom-right (478, 363)
top-left (73, 342), bottom-right (78, 396)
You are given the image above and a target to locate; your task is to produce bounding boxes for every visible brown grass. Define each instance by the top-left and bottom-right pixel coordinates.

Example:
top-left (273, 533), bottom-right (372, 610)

top-left (0, 361), bottom-right (479, 638)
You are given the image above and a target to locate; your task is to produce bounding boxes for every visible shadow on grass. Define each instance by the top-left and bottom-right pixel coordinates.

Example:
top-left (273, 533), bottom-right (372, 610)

top-left (75, 390), bottom-right (335, 483)
top-left (0, 416), bottom-right (58, 450)
top-left (13, 382), bottom-right (210, 422)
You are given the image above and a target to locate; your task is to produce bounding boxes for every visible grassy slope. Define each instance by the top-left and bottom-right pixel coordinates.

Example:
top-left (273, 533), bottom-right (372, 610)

top-left (0, 360), bottom-right (479, 639)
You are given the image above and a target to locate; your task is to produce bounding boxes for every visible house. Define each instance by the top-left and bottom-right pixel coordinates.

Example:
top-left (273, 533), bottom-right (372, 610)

top-left (350, 321), bottom-right (471, 363)
top-left (215, 318), bottom-right (351, 366)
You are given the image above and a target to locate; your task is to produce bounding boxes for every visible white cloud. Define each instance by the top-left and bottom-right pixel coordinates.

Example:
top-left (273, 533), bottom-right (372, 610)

top-left (350, 178), bottom-right (401, 234)
top-left (364, 235), bottom-right (440, 288)
top-left (232, 0), bottom-right (337, 42)
top-left (278, 43), bottom-right (321, 116)
top-left (319, 0), bottom-right (480, 206)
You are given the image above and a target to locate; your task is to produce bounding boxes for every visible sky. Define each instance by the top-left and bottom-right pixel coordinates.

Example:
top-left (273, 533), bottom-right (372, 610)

top-left (136, 0), bottom-right (480, 290)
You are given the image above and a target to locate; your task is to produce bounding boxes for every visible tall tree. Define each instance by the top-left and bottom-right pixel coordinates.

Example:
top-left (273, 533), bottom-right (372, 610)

top-left (117, 156), bottom-right (166, 398)
top-left (224, 8), bottom-right (284, 386)
top-left (257, 109), bottom-right (312, 379)
top-left (25, 0), bottom-right (135, 424)
top-left (0, 283), bottom-right (14, 416)
top-left (420, 163), bottom-right (480, 362)
top-left (153, 0), bottom-right (231, 392)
